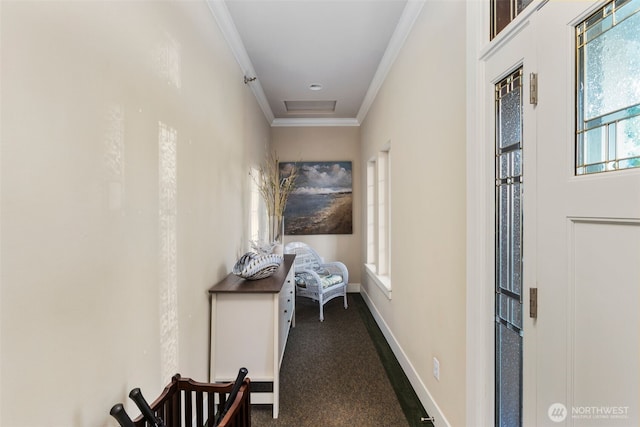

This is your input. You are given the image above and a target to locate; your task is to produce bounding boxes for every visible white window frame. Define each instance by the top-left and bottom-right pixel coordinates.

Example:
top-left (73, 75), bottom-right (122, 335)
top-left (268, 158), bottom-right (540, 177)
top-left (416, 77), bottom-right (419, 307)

top-left (365, 143), bottom-right (392, 299)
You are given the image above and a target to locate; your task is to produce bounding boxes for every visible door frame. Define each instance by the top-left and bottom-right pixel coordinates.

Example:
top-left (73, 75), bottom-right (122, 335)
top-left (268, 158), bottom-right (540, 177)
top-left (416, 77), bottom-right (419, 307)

top-left (465, 1), bottom-right (546, 425)
top-left (466, 1), bottom-right (619, 425)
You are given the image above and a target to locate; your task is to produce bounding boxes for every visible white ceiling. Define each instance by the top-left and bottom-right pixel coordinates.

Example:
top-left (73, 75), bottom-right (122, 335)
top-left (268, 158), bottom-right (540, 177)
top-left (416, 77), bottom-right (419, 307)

top-left (207, 0), bottom-right (425, 127)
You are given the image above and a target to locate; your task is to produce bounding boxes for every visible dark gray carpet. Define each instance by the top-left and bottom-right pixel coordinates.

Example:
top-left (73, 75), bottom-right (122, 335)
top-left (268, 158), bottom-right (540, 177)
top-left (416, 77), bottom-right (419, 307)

top-left (251, 294), bottom-right (411, 426)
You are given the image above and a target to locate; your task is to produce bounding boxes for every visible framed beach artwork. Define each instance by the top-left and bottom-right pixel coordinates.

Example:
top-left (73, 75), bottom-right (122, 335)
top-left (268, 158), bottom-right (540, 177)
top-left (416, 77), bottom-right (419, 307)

top-left (280, 161), bottom-right (353, 235)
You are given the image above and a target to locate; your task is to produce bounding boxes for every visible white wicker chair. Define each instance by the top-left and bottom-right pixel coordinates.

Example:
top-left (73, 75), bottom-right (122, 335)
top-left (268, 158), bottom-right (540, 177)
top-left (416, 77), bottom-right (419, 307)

top-left (284, 242), bottom-right (348, 321)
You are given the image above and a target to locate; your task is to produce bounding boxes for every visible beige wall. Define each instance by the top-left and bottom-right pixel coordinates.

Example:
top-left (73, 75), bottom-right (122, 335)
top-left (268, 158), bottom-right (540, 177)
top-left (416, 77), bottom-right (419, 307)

top-left (271, 126), bottom-right (361, 285)
top-left (0, 1), bottom-right (269, 426)
top-left (360, 2), bottom-right (467, 426)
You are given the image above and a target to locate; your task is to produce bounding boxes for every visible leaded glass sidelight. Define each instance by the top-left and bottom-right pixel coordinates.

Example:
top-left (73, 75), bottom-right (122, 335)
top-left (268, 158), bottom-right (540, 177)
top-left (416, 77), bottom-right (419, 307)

top-left (576, 0), bottom-right (640, 175)
top-left (495, 68), bottom-right (523, 427)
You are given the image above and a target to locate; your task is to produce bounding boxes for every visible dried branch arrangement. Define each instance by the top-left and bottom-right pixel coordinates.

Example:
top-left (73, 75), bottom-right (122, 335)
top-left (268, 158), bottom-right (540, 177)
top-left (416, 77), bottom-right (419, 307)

top-left (251, 151), bottom-right (298, 218)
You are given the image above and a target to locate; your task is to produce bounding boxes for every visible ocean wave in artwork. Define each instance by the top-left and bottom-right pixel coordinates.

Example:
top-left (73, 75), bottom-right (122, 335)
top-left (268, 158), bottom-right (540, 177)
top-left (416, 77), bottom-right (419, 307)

top-left (285, 192), bottom-right (352, 235)
top-left (292, 186), bottom-right (352, 196)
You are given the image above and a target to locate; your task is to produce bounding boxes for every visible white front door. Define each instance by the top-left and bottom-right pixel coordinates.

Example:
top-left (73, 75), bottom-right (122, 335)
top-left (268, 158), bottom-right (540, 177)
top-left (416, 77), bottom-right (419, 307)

top-left (483, 1), bottom-right (640, 426)
top-left (534, 1), bottom-right (640, 425)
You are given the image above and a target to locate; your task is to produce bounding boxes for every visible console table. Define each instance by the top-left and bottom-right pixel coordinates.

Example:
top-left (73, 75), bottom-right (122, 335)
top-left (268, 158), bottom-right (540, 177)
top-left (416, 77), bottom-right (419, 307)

top-left (208, 254), bottom-right (295, 418)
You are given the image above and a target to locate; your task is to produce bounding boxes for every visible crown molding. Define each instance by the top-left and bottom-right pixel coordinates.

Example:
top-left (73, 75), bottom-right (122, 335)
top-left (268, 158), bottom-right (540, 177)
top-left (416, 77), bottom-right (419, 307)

top-left (208, 0), bottom-right (424, 128)
top-left (206, 0), bottom-right (275, 124)
top-left (271, 118), bottom-right (360, 127)
top-left (356, 0), bottom-right (425, 124)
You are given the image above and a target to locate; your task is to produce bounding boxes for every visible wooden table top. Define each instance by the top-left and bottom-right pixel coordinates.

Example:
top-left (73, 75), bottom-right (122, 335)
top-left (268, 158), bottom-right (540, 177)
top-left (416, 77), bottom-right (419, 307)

top-left (208, 254), bottom-right (295, 294)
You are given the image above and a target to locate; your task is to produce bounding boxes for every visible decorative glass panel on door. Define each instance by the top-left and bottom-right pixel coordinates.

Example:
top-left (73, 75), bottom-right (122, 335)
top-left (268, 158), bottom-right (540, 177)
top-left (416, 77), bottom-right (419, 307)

top-left (495, 68), bottom-right (523, 427)
top-left (576, 0), bottom-right (640, 175)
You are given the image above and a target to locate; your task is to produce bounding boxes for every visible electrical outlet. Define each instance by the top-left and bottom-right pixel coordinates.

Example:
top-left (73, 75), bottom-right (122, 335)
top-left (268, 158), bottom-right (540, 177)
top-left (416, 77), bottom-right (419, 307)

top-left (433, 357), bottom-right (440, 381)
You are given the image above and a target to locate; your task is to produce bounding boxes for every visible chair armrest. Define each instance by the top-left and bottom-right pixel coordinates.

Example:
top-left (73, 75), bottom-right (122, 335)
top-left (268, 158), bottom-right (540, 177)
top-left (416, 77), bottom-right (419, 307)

top-left (319, 261), bottom-right (349, 285)
top-left (296, 268), bottom-right (324, 291)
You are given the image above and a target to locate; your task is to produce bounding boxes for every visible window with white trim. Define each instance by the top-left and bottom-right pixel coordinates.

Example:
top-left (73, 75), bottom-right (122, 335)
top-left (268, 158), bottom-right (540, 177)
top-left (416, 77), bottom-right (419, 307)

top-left (366, 146), bottom-right (391, 297)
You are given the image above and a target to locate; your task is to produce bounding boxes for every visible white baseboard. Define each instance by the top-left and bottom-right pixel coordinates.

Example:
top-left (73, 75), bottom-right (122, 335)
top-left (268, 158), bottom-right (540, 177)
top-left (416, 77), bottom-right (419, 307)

top-left (346, 282), bottom-right (361, 293)
top-left (359, 288), bottom-right (451, 427)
